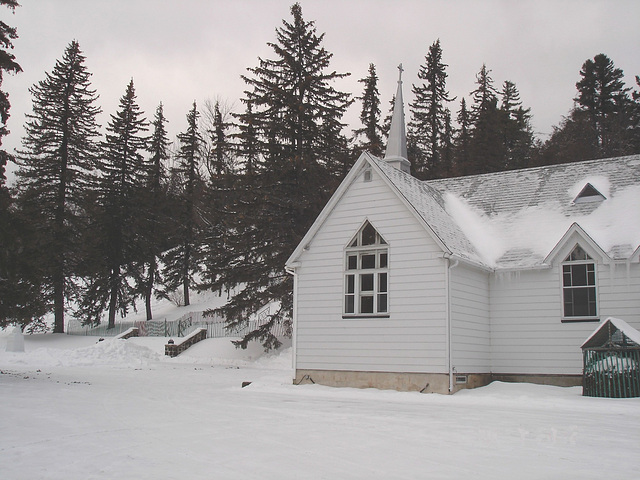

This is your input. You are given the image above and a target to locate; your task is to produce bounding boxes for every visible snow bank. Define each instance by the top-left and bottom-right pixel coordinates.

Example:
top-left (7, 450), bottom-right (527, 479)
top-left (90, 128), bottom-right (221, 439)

top-left (0, 338), bottom-right (160, 368)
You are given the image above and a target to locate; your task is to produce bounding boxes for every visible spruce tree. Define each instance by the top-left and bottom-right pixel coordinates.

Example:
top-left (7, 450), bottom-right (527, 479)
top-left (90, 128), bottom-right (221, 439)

top-left (0, 0), bottom-right (45, 328)
top-left (536, 54), bottom-right (638, 165)
top-left (575, 53), bottom-right (633, 156)
top-left (354, 63), bottom-right (383, 157)
top-left (409, 39), bottom-right (454, 179)
top-left (79, 80), bottom-right (149, 328)
top-left (140, 102), bottom-right (171, 320)
top-left (201, 3), bottom-right (352, 350)
top-left (204, 99), bottom-right (233, 177)
top-left (162, 102), bottom-right (204, 307)
top-left (15, 40), bottom-right (101, 333)
top-left (467, 64), bottom-right (506, 174)
top-left (452, 98), bottom-right (471, 175)
top-left (234, 101), bottom-right (261, 177)
top-left (500, 80), bottom-right (534, 169)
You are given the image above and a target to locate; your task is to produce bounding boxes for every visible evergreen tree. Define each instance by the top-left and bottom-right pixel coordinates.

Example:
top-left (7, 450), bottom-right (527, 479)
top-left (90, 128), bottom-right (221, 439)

top-left (467, 64), bottom-right (506, 174)
top-left (575, 53), bottom-right (633, 156)
top-left (162, 102), bottom-right (204, 307)
top-left (234, 101), bottom-right (261, 177)
top-left (79, 80), bottom-right (149, 328)
top-left (452, 98), bottom-right (471, 175)
top-left (0, 1), bottom-right (45, 329)
top-left (140, 102), bottom-right (171, 320)
top-left (440, 107), bottom-right (454, 177)
top-left (0, 0), bottom-right (21, 171)
top-left (536, 54), bottom-right (638, 165)
top-left (408, 39), bottom-right (454, 179)
top-left (354, 63), bottom-right (383, 157)
top-left (204, 99), bottom-right (234, 177)
top-left (15, 40), bottom-right (101, 333)
top-left (534, 108), bottom-right (598, 166)
top-left (500, 80), bottom-right (534, 169)
top-left (202, 3), bottom-right (352, 350)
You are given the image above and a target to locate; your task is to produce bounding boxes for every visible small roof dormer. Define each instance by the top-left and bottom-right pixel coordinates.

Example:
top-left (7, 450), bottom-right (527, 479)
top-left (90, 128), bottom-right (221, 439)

top-left (384, 64), bottom-right (411, 174)
top-left (573, 182), bottom-right (606, 204)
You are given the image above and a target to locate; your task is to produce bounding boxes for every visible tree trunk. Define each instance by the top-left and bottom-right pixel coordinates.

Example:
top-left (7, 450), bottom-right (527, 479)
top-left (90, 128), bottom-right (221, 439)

top-left (107, 267), bottom-right (119, 329)
top-left (145, 258), bottom-right (155, 320)
top-left (53, 270), bottom-right (65, 333)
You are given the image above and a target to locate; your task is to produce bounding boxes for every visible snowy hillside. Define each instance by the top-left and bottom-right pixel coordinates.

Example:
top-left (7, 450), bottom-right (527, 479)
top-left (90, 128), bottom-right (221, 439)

top-left (1, 330), bottom-right (639, 479)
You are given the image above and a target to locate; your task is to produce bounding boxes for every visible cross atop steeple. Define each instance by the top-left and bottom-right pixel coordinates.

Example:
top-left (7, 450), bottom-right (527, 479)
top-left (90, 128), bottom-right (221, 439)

top-left (384, 64), bottom-right (410, 174)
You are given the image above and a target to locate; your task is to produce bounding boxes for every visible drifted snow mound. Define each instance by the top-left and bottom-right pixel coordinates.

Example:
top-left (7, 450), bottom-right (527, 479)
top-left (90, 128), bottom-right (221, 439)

top-left (1, 338), bottom-right (160, 368)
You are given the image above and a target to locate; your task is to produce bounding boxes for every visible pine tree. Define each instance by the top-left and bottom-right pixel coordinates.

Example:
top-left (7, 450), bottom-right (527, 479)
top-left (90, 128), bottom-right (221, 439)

top-left (234, 101), bottom-right (261, 177)
top-left (79, 80), bottom-right (149, 328)
top-left (15, 40), bottom-right (101, 333)
top-left (467, 64), bottom-right (506, 174)
top-left (354, 63), bottom-right (383, 157)
top-left (162, 102), bottom-right (204, 307)
top-left (0, 0), bottom-right (21, 169)
top-left (500, 80), bottom-right (534, 169)
top-left (140, 102), bottom-right (171, 320)
top-left (202, 3), bottom-right (352, 350)
top-left (452, 98), bottom-right (471, 175)
top-left (575, 53), bottom-right (633, 156)
top-left (536, 54), bottom-right (638, 165)
top-left (408, 39), bottom-right (454, 179)
top-left (440, 107), bottom-right (454, 177)
top-left (204, 99), bottom-right (234, 177)
top-left (0, 1), bottom-right (45, 329)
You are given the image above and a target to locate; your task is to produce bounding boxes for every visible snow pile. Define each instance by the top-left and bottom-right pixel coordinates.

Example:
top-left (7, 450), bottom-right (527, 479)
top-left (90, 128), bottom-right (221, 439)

top-left (0, 338), bottom-right (160, 368)
top-left (169, 337), bottom-right (292, 369)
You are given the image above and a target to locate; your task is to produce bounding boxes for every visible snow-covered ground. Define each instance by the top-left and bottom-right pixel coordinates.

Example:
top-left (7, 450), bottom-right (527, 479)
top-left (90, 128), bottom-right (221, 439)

top-left (1, 332), bottom-right (638, 480)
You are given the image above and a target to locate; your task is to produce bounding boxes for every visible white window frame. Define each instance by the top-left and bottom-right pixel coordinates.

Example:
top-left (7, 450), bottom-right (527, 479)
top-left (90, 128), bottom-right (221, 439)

top-left (561, 244), bottom-right (599, 322)
top-left (343, 221), bottom-right (389, 318)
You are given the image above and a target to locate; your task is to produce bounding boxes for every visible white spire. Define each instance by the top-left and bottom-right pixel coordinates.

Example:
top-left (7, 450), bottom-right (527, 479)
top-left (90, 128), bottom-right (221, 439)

top-left (384, 64), bottom-right (411, 173)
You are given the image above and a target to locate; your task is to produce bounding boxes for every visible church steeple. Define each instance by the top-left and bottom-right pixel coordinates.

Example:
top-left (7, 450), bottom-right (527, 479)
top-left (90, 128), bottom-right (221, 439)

top-left (384, 64), bottom-right (411, 174)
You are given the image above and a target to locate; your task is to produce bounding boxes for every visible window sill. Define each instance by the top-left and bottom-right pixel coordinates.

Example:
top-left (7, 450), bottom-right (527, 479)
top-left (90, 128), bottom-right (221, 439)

top-left (342, 314), bottom-right (390, 319)
top-left (561, 317), bottom-right (600, 323)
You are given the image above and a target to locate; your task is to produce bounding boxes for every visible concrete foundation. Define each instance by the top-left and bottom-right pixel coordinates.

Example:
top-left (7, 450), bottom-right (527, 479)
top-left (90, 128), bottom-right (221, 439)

top-left (294, 369), bottom-right (581, 394)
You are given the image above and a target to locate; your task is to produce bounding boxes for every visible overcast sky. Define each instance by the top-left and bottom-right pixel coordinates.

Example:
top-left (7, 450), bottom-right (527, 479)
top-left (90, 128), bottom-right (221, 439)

top-left (3, 0), bottom-right (640, 175)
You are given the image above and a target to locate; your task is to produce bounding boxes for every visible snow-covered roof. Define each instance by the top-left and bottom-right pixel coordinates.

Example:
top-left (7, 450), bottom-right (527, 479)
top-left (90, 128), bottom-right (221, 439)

top-left (581, 317), bottom-right (640, 349)
top-left (373, 155), bottom-right (640, 270)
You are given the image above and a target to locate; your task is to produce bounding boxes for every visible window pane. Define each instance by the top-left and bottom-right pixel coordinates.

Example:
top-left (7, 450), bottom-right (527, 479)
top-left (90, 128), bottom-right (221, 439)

top-left (360, 295), bottom-right (374, 313)
top-left (377, 294), bottom-right (387, 313)
top-left (346, 274), bottom-right (355, 294)
top-left (361, 254), bottom-right (375, 269)
top-left (345, 295), bottom-right (354, 313)
top-left (572, 287), bottom-right (590, 316)
top-left (347, 255), bottom-right (357, 270)
top-left (563, 289), bottom-right (574, 317)
top-left (360, 273), bottom-right (374, 292)
top-left (571, 264), bottom-right (588, 286)
top-left (362, 223), bottom-right (376, 245)
top-left (378, 234), bottom-right (387, 245)
top-left (563, 265), bottom-right (571, 286)
top-left (378, 272), bottom-right (387, 293)
top-left (379, 253), bottom-right (388, 268)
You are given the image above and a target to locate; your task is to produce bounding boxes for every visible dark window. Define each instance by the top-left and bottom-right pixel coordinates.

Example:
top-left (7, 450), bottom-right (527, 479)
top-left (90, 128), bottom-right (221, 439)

top-left (562, 246), bottom-right (597, 319)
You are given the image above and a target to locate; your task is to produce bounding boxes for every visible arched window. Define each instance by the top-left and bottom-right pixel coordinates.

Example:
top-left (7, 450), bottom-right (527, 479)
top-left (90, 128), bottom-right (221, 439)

top-left (562, 245), bottom-right (598, 320)
top-left (344, 221), bottom-right (388, 316)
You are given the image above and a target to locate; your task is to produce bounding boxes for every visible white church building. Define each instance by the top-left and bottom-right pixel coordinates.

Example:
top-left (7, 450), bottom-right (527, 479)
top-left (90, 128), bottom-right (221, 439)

top-left (285, 68), bottom-right (640, 394)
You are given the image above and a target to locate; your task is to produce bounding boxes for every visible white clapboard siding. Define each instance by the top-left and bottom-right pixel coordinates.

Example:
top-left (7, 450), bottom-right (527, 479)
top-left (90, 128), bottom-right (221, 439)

top-left (450, 264), bottom-right (491, 372)
top-left (490, 262), bottom-right (640, 375)
top-left (295, 166), bottom-right (448, 374)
